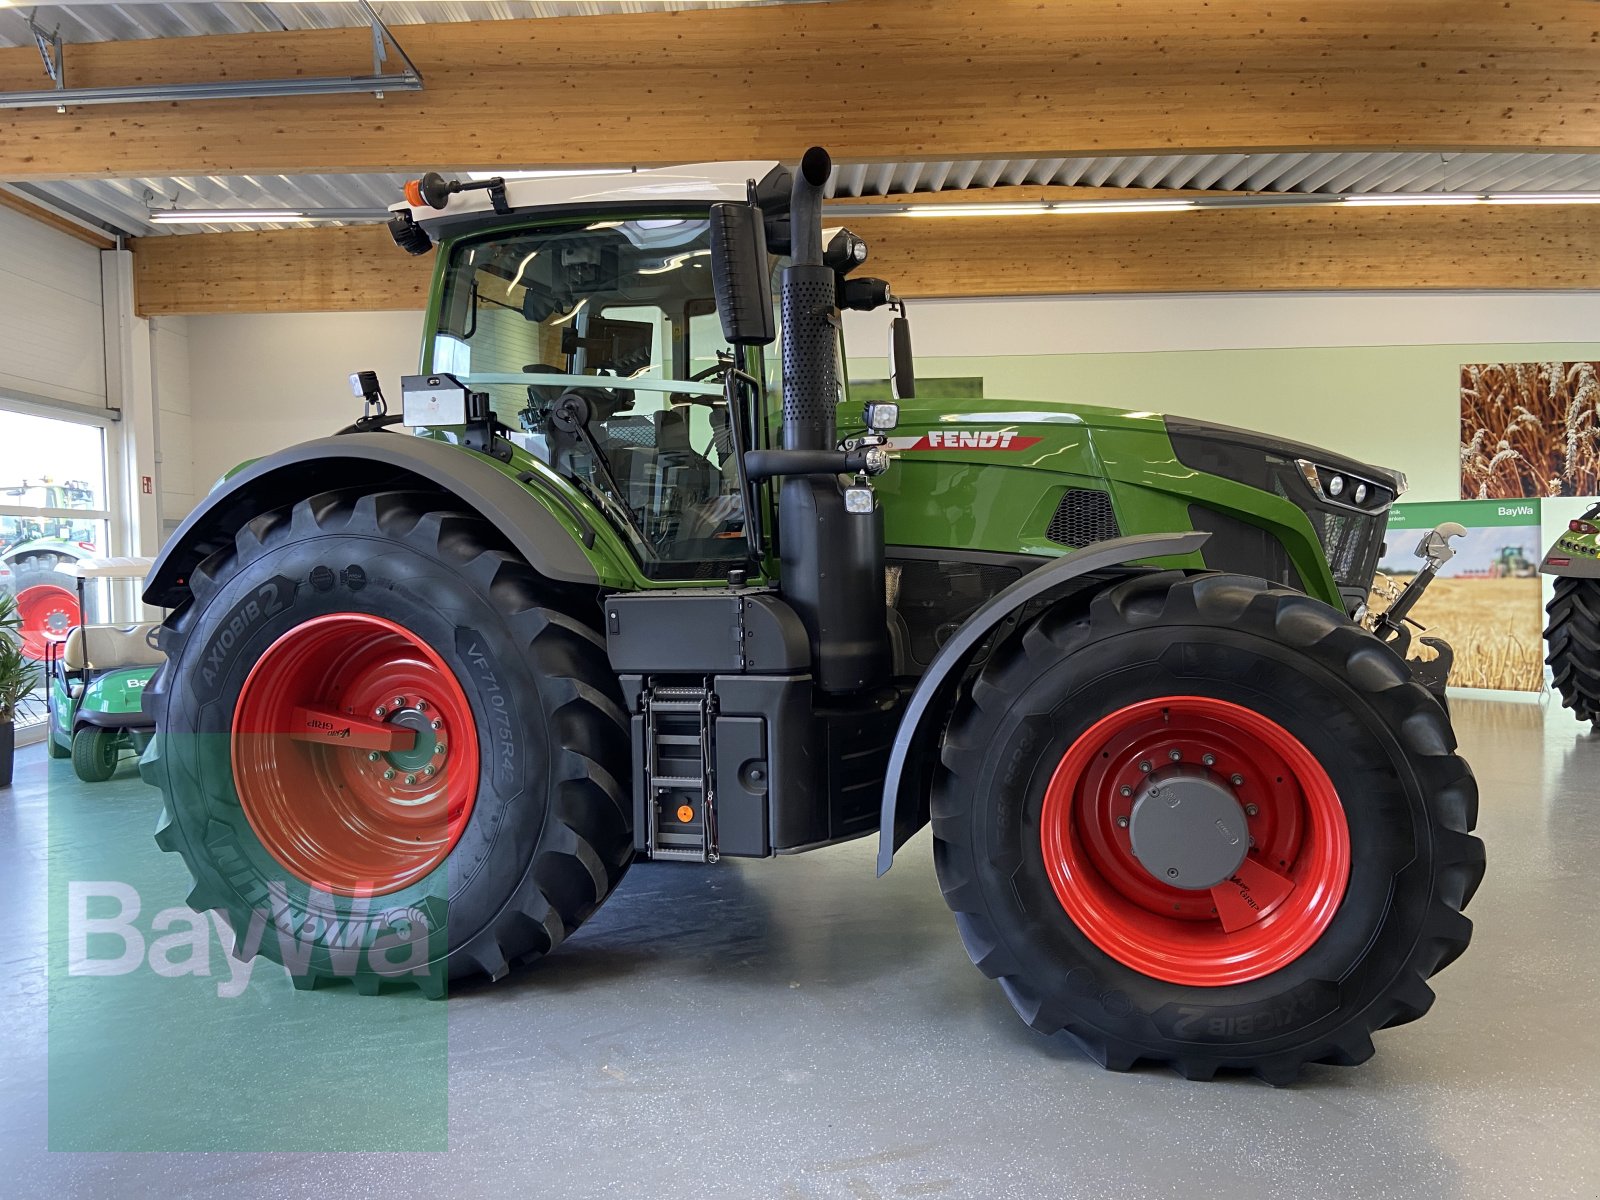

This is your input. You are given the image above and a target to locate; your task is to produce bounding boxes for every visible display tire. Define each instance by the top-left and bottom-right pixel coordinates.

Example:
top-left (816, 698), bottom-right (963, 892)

top-left (12, 561), bottom-right (81, 661)
top-left (1545, 576), bottom-right (1600, 726)
top-left (932, 571), bottom-right (1484, 1083)
top-left (71, 726), bottom-right (120, 782)
top-left (141, 489), bottom-right (632, 996)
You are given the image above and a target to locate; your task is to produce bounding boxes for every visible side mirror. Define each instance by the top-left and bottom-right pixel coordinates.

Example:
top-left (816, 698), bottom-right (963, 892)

top-left (890, 309), bottom-right (916, 401)
top-left (709, 202), bottom-right (776, 347)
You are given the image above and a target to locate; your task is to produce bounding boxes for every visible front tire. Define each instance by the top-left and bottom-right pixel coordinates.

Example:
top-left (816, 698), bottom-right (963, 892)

top-left (1546, 576), bottom-right (1600, 725)
top-left (933, 572), bottom-right (1483, 1082)
top-left (71, 727), bottom-right (119, 781)
top-left (142, 490), bottom-right (632, 995)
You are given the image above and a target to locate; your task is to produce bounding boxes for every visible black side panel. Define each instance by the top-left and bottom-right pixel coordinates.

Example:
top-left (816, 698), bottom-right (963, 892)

top-left (1186, 504), bottom-right (1305, 592)
top-left (605, 590), bottom-right (811, 675)
top-left (144, 433), bottom-right (598, 606)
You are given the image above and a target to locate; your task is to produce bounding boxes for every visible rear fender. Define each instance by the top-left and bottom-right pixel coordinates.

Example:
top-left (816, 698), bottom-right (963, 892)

top-left (143, 433), bottom-right (603, 607)
top-left (876, 530), bottom-right (1210, 875)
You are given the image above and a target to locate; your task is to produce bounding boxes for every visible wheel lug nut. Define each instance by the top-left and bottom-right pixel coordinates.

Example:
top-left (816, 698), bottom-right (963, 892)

top-left (416, 700), bottom-right (428, 712)
top-left (431, 719), bottom-right (442, 731)
top-left (1202, 753), bottom-right (1216, 767)
top-left (405, 774), bottom-right (417, 785)
top-left (1116, 816), bottom-right (1129, 828)
top-left (434, 744), bottom-right (446, 756)
top-left (1138, 760), bottom-right (1152, 773)
top-left (394, 696), bottom-right (407, 709)
top-left (1245, 803), bottom-right (1259, 816)
top-left (1119, 784), bottom-right (1133, 797)
top-left (382, 769), bottom-right (396, 781)
top-left (374, 706), bottom-right (386, 717)
top-left (423, 765), bottom-right (435, 777)
top-left (1230, 774), bottom-right (1244, 787)
top-left (1166, 867), bottom-right (1179, 878)
top-left (367, 751), bottom-right (380, 762)
top-left (1167, 749), bottom-right (1181, 761)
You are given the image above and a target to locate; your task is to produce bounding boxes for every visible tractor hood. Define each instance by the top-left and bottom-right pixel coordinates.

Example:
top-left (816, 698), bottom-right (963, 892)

top-left (1163, 415), bottom-right (1406, 508)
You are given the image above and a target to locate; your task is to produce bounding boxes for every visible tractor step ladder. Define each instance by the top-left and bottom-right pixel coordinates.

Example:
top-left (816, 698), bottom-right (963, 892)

top-left (643, 683), bottom-right (719, 863)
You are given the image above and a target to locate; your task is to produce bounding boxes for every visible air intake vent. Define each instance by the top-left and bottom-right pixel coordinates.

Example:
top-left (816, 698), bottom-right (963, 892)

top-left (1046, 489), bottom-right (1121, 548)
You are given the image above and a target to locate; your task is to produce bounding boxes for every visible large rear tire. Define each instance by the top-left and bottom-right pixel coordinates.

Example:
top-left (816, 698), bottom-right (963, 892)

top-left (12, 560), bottom-right (80, 661)
top-left (142, 490), bottom-right (632, 995)
top-left (933, 572), bottom-right (1483, 1082)
top-left (1545, 576), bottom-right (1600, 726)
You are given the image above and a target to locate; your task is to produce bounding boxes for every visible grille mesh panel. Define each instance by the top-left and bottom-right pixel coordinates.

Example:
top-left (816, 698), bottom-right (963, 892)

top-left (1046, 489), bottom-right (1122, 548)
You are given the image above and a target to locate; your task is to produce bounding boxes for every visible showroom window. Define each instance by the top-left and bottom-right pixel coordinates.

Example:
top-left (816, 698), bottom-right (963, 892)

top-left (0, 405), bottom-right (116, 731)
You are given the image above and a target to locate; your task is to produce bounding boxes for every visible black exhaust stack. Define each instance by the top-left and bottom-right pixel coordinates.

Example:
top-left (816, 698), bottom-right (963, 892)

top-left (778, 147), bottom-right (891, 694)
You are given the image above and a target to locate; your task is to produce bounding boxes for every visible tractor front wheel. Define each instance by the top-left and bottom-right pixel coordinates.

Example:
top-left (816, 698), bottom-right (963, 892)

top-left (141, 490), bottom-right (632, 995)
top-left (12, 561), bottom-right (80, 661)
top-left (933, 572), bottom-right (1483, 1082)
top-left (1546, 576), bottom-right (1600, 726)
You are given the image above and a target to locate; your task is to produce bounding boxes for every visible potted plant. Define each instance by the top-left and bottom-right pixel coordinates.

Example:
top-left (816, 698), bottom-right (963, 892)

top-left (0, 592), bottom-right (40, 787)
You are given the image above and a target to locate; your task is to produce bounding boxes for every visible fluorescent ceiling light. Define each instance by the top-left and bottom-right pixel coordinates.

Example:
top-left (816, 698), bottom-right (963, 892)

top-left (905, 199), bottom-right (1196, 218)
top-left (1484, 192), bottom-right (1600, 205)
top-left (1341, 194), bottom-right (1482, 207)
top-left (467, 168), bottom-right (636, 182)
top-left (149, 210), bottom-right (310, 224)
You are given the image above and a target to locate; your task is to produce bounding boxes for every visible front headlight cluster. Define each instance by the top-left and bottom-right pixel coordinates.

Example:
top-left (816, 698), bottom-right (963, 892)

top-left (1296, 460), bottom-right (1393, 512)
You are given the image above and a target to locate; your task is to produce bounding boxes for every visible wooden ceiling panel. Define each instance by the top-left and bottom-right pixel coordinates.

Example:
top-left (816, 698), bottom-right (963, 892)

top-left (4, 0), bottom-right (1599, 180)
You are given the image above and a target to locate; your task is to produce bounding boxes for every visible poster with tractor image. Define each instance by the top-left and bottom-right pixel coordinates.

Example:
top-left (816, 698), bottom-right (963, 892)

top-left (1371, 499), bottom-right (1545, 691)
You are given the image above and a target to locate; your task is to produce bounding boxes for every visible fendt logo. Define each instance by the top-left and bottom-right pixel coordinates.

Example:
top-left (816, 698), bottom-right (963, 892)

top-left (891, 430), bottom-right (1043, 452)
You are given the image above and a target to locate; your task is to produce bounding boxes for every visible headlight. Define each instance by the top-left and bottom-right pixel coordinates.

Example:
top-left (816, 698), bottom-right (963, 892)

top-left (1327, 475), bottom-right (1345, 498)
top-left (1353, 482), bottom-right (1368, 504)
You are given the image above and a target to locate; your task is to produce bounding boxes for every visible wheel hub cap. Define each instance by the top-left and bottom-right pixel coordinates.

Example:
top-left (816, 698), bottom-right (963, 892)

top-left (231, 613), bottom-right (479, 897)
top-left (1128, 768), bottom-right (1249, 891)
top-left (1038, 695), bottom-right (1352, 987)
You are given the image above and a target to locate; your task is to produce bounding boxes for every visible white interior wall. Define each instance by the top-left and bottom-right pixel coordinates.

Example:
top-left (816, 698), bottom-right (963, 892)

top-left (151, 316), bottom-right (194, 530)
top-left (0, 204), bottom-right (107, 410)
top-left (184, 311), bottom-right (422, 493)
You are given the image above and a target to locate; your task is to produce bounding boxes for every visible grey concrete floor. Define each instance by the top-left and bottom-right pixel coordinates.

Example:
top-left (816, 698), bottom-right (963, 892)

top-left (1, 696), bottom-right (1596, 1198)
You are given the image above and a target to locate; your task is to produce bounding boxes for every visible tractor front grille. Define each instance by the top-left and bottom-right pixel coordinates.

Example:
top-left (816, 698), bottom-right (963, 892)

top-left (1046, 488), bottom-right (1122, 548)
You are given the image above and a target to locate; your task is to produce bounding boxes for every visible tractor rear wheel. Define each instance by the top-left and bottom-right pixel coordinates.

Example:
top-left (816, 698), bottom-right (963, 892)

top-left (932, 572), bottom-right (1483, 1082)
top-left (141, 489), bottom-right (632, 995)
top-left (12, 560), bottom-right (80, 661)
top-left (1545, 576), bottom-right (1600, 726)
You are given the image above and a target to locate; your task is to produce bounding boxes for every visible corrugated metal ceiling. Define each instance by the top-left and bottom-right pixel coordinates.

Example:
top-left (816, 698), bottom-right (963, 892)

top-left (14, 151), bottom-right (1600, 237)
top-left (0, 2), bottom-right (805, 48)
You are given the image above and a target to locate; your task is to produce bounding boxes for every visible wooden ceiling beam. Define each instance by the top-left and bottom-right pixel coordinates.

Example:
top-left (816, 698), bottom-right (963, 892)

top-left (4, 0), bottom-right (1599, 180)
top-left (128, 199), bottom-right (1600, 317)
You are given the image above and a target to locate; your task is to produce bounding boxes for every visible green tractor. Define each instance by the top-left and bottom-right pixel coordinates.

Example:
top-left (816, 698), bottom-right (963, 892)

top-left (1, 478), bottom-right (102, 660)
top-left (1542, 505), bottom-right (1600, 725)
top-left (141, 150), bottom-right (1482, 1082)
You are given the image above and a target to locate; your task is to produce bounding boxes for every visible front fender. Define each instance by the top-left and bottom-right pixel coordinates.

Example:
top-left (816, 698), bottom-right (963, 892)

top-left (144, 433), bottom-right (604, 607)
top-left (875, 530), bottom-right (1211, 875)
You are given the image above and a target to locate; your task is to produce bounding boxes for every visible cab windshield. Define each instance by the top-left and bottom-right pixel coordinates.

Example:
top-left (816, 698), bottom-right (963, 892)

top-left (430, 216), bottom-right (753, 577)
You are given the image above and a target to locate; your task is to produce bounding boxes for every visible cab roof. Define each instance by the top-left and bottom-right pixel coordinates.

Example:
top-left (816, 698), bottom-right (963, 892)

top-left (391, 161), bottom-right (782, 234)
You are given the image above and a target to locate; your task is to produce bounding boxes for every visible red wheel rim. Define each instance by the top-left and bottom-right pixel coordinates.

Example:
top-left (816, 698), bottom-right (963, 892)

top-left (231, 613), bottom-right (479, 897)
top-left (17, 582), bottom-right (79, 661)
top-left (1039, 696), bottom-right (1350, 987)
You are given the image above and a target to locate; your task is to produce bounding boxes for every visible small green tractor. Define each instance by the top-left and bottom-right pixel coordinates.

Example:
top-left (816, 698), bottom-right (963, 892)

top-left (141, 150), bottom-right (1482, 1082)
top-left (1543, 505), bottom-right (1600, 725)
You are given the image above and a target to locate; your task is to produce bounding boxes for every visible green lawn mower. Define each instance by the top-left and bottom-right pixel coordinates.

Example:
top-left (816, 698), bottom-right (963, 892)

top-left (45, 557), bottom-right (162, 782)
top-left (140, 149), bottom-right (1483, 1082)
top-left (1543, 504), bottom-right (1600, 726)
